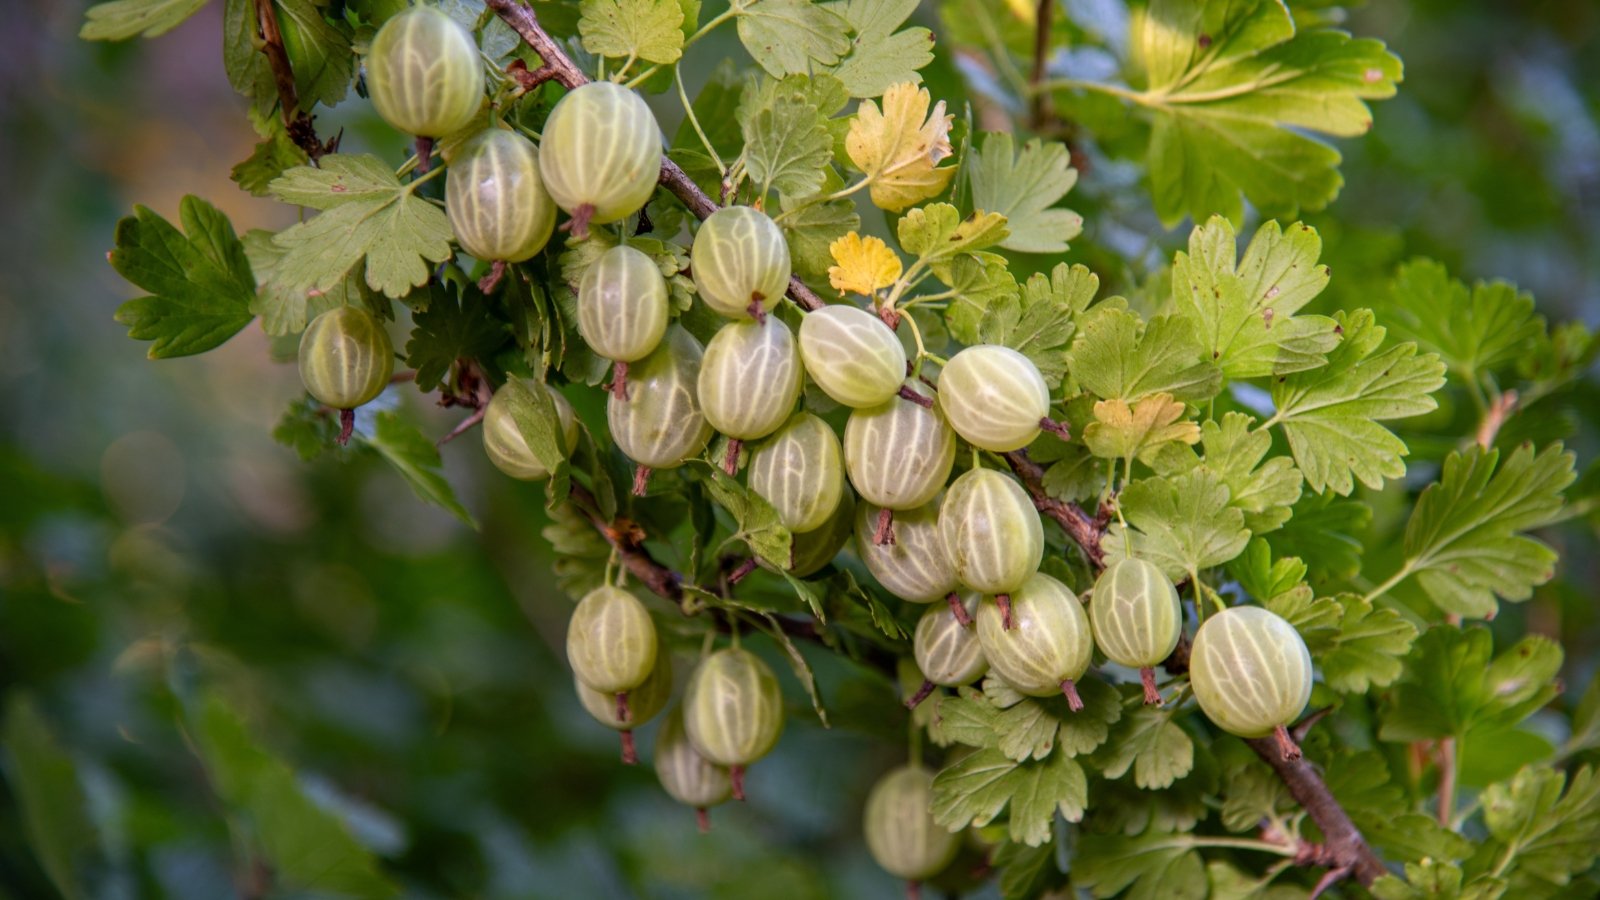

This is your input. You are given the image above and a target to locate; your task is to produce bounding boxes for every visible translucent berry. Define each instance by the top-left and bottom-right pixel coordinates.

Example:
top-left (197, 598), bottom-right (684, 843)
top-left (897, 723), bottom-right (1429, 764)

top-left (298, 306), bottom-right (394, 411)
top-left (938, 468), bottom-right (1043, 596)
top-left (445, 128), bottom-right (556, 262)
top-left (578, 244), bottom-right (669, 363)
top-left (691, 206), bottom-right (791, 319)
top-left (1189, 606), bottom-right (1312, 755)
top-left (976, 572), bottom-right (1094, 705)
top-left (655, 707), bottom-right (733, 831)
top-left (843, 380), bottom-right (955, 510)
top-left (698, 317), bottom-right (804, 444)
top-left (609, 326), bottom-right (714, 480)
top-left (748, 413), bottom-right (844, 533)
top-left (863, 766), bottom-right (960, 884)
top-left (937, 345), bottom-right (1051, 452)
top-left (1089, 557), bottom-right (1183, 704)
top-left (798, 304), bottom-right (907, 408)
top-left (365, 6), bottom-right (483, 137)
top-left (481, 380), bottom-right (578, 481)
top-left (566, 585), bottom-right (657, 694)
top-left (854, 500), bottom-right (957, 603)
top-left (539, 82), bottom-right (661, 231)
top-left (913, 595), bottom-right (987, 688)
top-left (682, 647), bottom-right (784, 800)
top-left (574, 644), bottom-right (670, 764)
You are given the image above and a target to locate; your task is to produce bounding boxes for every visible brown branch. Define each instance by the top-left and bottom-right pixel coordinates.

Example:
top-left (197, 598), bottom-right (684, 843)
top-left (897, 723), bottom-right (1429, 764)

top-left (486, 0), bottom-right (826, 313)
top-left (1028, 0), bottom-right (1055, 130)
top-left (251, 0), bottom-right (333, 159)
top-left (1246, 736), bottom-right (1388, 887)
top-left (1003, 448), bottom-right (1105, 569)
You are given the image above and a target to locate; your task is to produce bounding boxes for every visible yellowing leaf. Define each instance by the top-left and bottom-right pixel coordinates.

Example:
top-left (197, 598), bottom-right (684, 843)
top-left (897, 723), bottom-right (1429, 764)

top-left (1084, 393), bottom-right (1200, 463)
top-left (845, 82), bottom-right (957, 212)
top-left (827, 232), bottom-right (902, 295)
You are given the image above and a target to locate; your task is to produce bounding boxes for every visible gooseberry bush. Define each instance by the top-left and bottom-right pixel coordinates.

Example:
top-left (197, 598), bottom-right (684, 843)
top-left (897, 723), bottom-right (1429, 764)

top-left (77, 0), bottom-right (1600, 897)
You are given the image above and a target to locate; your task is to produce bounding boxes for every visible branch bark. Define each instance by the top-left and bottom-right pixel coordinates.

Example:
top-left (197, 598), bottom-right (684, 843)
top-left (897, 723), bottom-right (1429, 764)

top-left (251, 0), bottom-right (332, 159)
top-left (481, 3), bottom-right (1385, 888)
top-left (486, 0), bottom-right (825, 313)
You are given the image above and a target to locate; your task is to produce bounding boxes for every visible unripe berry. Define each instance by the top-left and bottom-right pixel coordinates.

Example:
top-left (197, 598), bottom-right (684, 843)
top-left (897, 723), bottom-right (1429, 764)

top-left (683, 647), bottom-right (784, 799)
top-left (566, 585), bottom-right (658, 694)
top-left (574, 645), bottom-right (670, 764)
top-left (976, 573), bottom-right (1094, 704)
top-left (1090, 557), bottom-right (1182, 704)
top-left (863, 766), bottom-right (960, 882)
top-left (577, 244), bottom-right (670, 363)
top-left (1189, 606), bottom-right (1312, 748)
top-left (855, 500), bottom-right (957, 603)
top-left (297, 306), bottom-right (394, 410)
top-left (609, 326), bottom-right (714, 472)
top-left (698, 317), bottom-right (804, 442)
top-left (843, 380), bottom-right (956, 510)
top-left (787, 488), bottom-right (855, 577)
top-left (539, 82), bottom-right (661, 229)
top-left (938, 469), bottom-right (1043, 596)
top-left (914, 595), bottom-right (987, 687)
top-left (655, 707), bottom-right (733, 831)
top-left (937, 345), bottom-right (1051, 452)
top-left (365, 6), bottom-right (482, 137)
top-left (691, 206), bottom-right (791, 319)
top-left (798, 304), bottom-right (907, 408)
top-left (481, 380), bottom-right (578, 481)
top-left (445, 128), bottom-right (556, 263)
top-left (748, 413), bottom-right (844, 533)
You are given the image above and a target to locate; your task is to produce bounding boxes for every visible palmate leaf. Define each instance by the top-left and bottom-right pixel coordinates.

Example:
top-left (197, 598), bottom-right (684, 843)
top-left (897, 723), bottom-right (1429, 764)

top-left (1267, 309), bottom-right (1445, 495)
top-left (974, 262), bottom-right (1096, 390)
top-left (1131, 0), bottom-right (1402, 226)
top-left (1385, 259), bottom-right (1545, 380)
top-left (827, 233), bottom-right (901, 295)
top-left (846, 83), bottom-right (958, 212)
top-left (780, 185), bottom-right (859, 283)
top-left (578, 0), bottom-right (686, 65)
top-left (1068, 308), bottom-right (1222, 404)
top-left (943, 252), bottom-right (1021, 346)
top-left (738, 75), bottom-right (839, 198)
top-left (363, 412), bottom-right (476, 527)
top-left (1154, 413), bottom-right (1302, 533)
top-left (982, 675), bottom-right (1123, 761)
top-left (403, 281), bottom-right (508, 392)
top-left (931, 746), bottom-right (1087, 847)
top-left (700, 467), bottom-right (793, 568)
top-left (1094, 704), bottom-right (1196, 789)
top-left (110, 195), bottom-right (257, 358)
top-left (1380, 627), bottom-right (1563, 744)
top-left (1083, 393), bottom-right (1200, 465)
top-left (1372, 860), bottom-right (1508, 900)
top-left (735, 0), bottom-right (851, 79)
top-left (1072, 830), bottom-right (1206, 900)
top-left (80, 0), bottom-right (205, 40)
top-left (899, 203), bottom-right (1009, 264)
top-left (966, 132), bottom-right (1082, 254)
top-left (1171, 217), bottom-right (1339, 379)
top-left (820, 0), bottom-right (934, 98)
top-left (232, 113), bottom-right (310, 198)
top-left (1387, 443), bottom-right (1575, 618)
top-left (1103, 469), bottom-right (1251, 581)
top-left (1474, 765), bottom-right (1600, 898)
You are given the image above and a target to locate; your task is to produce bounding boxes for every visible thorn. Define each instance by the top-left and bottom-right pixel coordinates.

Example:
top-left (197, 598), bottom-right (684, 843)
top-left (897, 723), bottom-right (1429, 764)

top-left (337, 408), bottom-right (355, 445)
top-left (1274, 723), bottom-right (1302, 761)
top-left (619, 729), bottom-right (637, 765)
top-left (730, 765), bottom-right (746, 801)
top-left (1060, 678), bottom-right (1084, 711)
top-left (723, 438), bottom-right (742, 475)
top-left (996, 593), bottom-right (1014, 630)
top-left (1141, 667), bottom-right (1162, 705)
top-left (873, 507), bottom-right (896, 545)
top-left (632, 465), bottom-right (651, 497)
top-left (946, 592), bottom-right (973, 628)
top-left (905, 679), bottom-right (937, 710)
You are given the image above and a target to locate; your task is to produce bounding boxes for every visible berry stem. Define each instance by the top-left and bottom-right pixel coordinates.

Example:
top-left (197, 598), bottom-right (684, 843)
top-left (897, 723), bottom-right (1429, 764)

top-left (873, 507), bottom-right (896, 546)
top-left (337, 409), bottom-right (355, 446)
top-left (722, 438), bottom-right (742, 475)
top-left (619, 729), bottom-right (637, 765)
top-left (904, 679), bottom-right (937, 710)
top-left (610, 361), bottom-right (630, 401)
top-left (477, 259), bottom-right (508, 294)
top-left (695, 807), bottom-right (710, 833)
top-left (615, 690), bottom-right (630, 722)
top-left (1039, 416), bottom-right (1071, 441)
top-left (945, 592), bottom-right (972, 628)
top-left (727, 557), bottom-right (758, 585)
top-left (996, 593), bottom-right (1014, 631)
top-left (1140, 667), bottom-right (1162, 705)
top-left (746, 295), bottom-right (768, 323)
top-left (897, 384), bottom-right (934, 408)
top-left (729, 765), bottom-right (746, 801)
top-left (561, 203), bottom-right (596, 240)
top-left (412, 136), bottom-right (433, 175)
top-left (631, 465), bottom-right (651, 497)
top-left (1060, 678), bottom-right (1085, 711)
top-left (905, 879), bottom-right (921, 900)
top-left (1273, 724), bottom-right (1302, 761)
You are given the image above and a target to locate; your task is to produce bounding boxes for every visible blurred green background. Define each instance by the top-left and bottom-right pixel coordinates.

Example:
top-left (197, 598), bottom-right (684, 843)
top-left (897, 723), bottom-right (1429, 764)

top-left (1, 1), bottom-right (1598, 897)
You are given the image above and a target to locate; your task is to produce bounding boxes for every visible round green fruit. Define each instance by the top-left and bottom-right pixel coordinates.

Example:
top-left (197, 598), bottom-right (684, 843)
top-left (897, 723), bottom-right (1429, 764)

top-left (481, 380), bottom-right (578, 481)
top-left (1089, 557), bottom-right (1183, 702)
top-left (566, 585), bottom-right (658, 694)
top-left (938, 468), bottom-right (1043, 596)
top-left (574, 644), bottom-right (670, 764)
top-left (854, 500), bottom-right (956, 603)
top-left (843, 380), bottom-right (955, 510)
top-left (936, 345), bottom-right (1050, 452)
top-left (914, 595), bottom-right (987, 687)
top-left (297, 306), bottom-right (394, 410)
top-left (691, 206), bottom-right (791, 319)
top-left (608, 326), bottom-right (714, 471)
top-left (445, 128), bottom-right (556, 262)
top-left (365, 6), bottom-right (483, 137)
top-left (976, 572), bottom-right (1094, 703)
top-left (655, 707), bottom-right (734, 830)
top-left (683, 647), bottom-right (784, 799)
top-left (798, 304), bottom-right (907, 408)
top-left (1189, 606), bottom-right (1312, 741)
top-left (577, 244), bottom-right (669, 363)
top-left (786, 488), bottom-right (855, 577)
top-left (698, 317), bottom-right (804, 442)
top-left (863, 766), bottom-right (960, 883)
top-left (539, 82), bottom-right (661, 228)
top-left (748, 413), bottom-right (844, 533)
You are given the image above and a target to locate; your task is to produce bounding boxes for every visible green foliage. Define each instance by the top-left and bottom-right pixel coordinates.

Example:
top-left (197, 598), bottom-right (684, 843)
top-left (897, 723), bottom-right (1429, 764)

top-left (579, 0), bottom-right (686, 65)
top-left (966, 133), bottom-right (1081, 254)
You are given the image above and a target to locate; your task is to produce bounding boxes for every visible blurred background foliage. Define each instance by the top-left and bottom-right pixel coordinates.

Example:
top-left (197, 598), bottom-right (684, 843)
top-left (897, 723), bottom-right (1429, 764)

top-left (1, 0), bottom-right (1598, 897)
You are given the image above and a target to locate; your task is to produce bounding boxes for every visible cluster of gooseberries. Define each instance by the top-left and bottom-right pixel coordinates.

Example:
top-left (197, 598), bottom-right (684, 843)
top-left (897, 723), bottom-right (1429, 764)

top-left (294, 3), bottom-right (1316, 882)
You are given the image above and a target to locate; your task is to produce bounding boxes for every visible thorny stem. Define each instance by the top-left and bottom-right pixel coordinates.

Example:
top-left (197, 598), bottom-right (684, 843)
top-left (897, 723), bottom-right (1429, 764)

top-left (476, 5), bottom-right (1388, 887)
top-left (251, 0), bottom-right (335, 160)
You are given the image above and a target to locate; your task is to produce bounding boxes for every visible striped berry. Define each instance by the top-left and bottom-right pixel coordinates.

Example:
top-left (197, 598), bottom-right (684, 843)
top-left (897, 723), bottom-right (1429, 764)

top-left (365, 6), bottom-right (483, 137)
top-left (566, 585), bottom-right (657, 694)
top-left (937, 345), bottom-right (1051, 452)
top-left (976, 572), bottom-right (1094, 707)
top-left (654, 707), bottom-right (733, 832)
top-left (691, 206), bottom-right (791, 320)
top-left (854, 500), bottom-right (957, 604)
top-left (863, 766), bottom-right (960, 884)
top-left (1089, 557), bottom-right (1183, 704)
top-left (445, 128), bottom-right (556, 262)
top-left (682, 647), bottom-right (785, 800)
top-left (698, 317), bottom-right (804, 470)
top-left (538, 82), bottom-right (661, 234)
top-left (609, 326), bottom-right (714, 490)
top-left (747, 413), bottom-right (844, 533)
top-left (843, 380), bottom-right (956, 514)
top-left (298, 306), bottom-right (393, 412)
top-left (578, 244), bottom-right (670, 391)
top-left (798, 304), bottom-right (907, 408)
top-left (481, 380), bottom-right (578, 481)
top-left (938, 468), bottom-right (1043, 599)
top-left (574, 645), bottom-right (670, 765)
top-left (1189, 606), bottom-right (1312, 758)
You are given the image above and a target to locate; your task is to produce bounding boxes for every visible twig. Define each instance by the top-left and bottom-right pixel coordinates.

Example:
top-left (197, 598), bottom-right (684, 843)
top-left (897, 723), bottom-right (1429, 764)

top-left (251, 0), bottom-right (334, 160)
top-left (1475, 389), bottom-right (1517, 449)
top-left (486, 0), bottom-right (825, 313)
top-left (1003, 449), bottom-right (1105, 569)
top-left (1245, 735), bottom-right (1388, 887)
top-left (1029, 0), bottom-right (1055, 130)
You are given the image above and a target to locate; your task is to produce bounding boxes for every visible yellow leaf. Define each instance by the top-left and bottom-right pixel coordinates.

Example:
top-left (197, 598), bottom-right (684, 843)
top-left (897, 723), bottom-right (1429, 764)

top-left (827, 232), bottom-right (902, 295)
top-left (1083, 393), bottom-right (1201, 463)
top-left (846, 82), bottom-right (957, 213)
